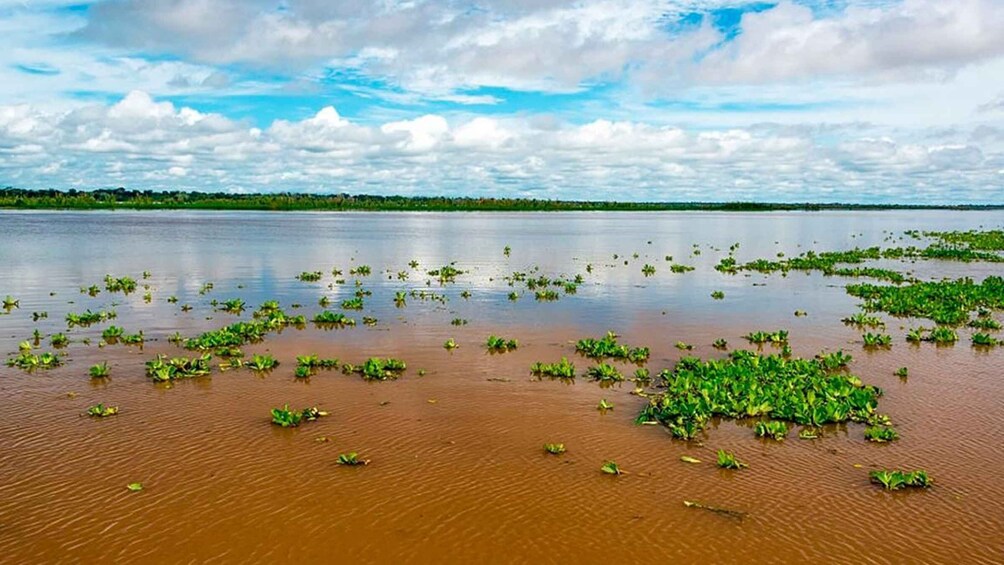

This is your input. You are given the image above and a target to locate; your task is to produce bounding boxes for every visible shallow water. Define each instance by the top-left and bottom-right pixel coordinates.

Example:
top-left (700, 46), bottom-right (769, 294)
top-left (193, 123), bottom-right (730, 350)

top-left (0, 209), bottom-right (1002, 564)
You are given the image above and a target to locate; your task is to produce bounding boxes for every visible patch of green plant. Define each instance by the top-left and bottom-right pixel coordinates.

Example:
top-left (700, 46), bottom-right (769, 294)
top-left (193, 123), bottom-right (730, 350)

top-left (586, 363), bottom-right (624, 382)
top-left (451, 318), bottom-right (468, 326)
top-left (544, 443), bottom-right (566, 455)
top-left (337, 452), bottom-right (369, 466)
top-left (348, 357), bottom-right (407, 381)
top-left (145, 354), bottom-right (212, 382)
top-left (102, 326), bottom-right (125, 340)
top-left (894, 367), bottom-right (908, 378)
top-left (104, 274), bottom-right (137, 293)
top-left (2, 295), bottom-right (19, 309)
top-left (926, 327), bottom-right (958, 344)
top-left (220, 298), bottom-right (246, 313)
top-left (349, 265), bottom-right (371, 276)
top-left (743, 330), bottom-right (788, 344)
top-left (716, 449), bottom-right (747, 469)
top-left (296, 271), bottom-right (323, 282)
top-left (427, 263), bottom-right (464, 283)
top-left (869, 469), bottom-right (932, 490)
top-left (815, 350), bottom-right (853, 370)
top-left (842, 312), bottom-right (885, 328)
top-left (340, 297), bottom-right (363, 310)
top-left (86, 404), bottom-right (119, 417)
top-left (50, 333), bottom-right (69, 347)
top-left (535, 289), bottom-right (560, 301)
top-left (712, 338), bottom-right (728, 349)
top-left (89, 362), bottom-right (110, 378)
top-left (711, 290), bottom-right (725, 300)
top-left (600, 461), bottom-right (623, 475)
top-left (669, 264), bottom-right (695, 273)
top-left (636, 350), bottom-right (884, 440)
top-left (864, 425), bottom-right (899, 442)
top-left (313, 310), bottom-right (356, 327)
top-left (247, 354), bottom-right (278, 371)
top-left (862, 332), bottom-right (892, 348)
top-left (754, 420), bottom-right (788, 440)
top-left (971, 332), bottom-right (999, 346)
top-left (530, 357), bottom-right (576, 379)
top-left (575, 331), bottom-right (649, 363)
top-left (675, 341), bottom-right (693, 350)
top-left (7, 349), bottom-right (62, 371)
top-left (968, 316), bottom-right (1002, 330)
top-left (597, 398), bottom-right (614, 411)
top-left (271, 404), bottom-right (328, 427)
top-left (443, 338), bottom-right (459, 350)
top-left (846, 277), bottom-right (1004, 326)
top-left (66, 309), bottom-right (116, 327)
top-left (642, 264), bottom-right (656, 276)
top-left (486, 335), bottom-right (518, 353)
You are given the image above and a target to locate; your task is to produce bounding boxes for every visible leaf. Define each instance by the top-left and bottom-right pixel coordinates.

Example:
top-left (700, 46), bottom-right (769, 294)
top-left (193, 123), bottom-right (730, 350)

top-left (680, 456), bottom-right (702, 464)
top-left (126, 483), bottom-right (143, 492)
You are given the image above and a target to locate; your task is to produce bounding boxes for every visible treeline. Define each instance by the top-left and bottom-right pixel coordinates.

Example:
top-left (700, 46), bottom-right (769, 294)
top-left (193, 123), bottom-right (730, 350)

top-left (0, 187), bottom-right (999, 212)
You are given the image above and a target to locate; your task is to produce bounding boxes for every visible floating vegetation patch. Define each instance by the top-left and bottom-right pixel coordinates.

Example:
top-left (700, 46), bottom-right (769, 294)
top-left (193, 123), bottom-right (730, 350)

top-left (271, 405), bottom-right (328, 428)
top-left (575, 331), bottom-right (649, 363)
top-left (846, 277), bottom-right (1004, 326)
top-left (296, 271), bottom-right (323, 282)
top-left (530, 357), bottom-right (576, 379)
top-left (862, 332), bottom-right (892, 348)
top-left (66, 309), bottom-right (116, 327)
top-left (585, 363), bottom-right (623, 382)
top-left (145, 354), bottom-right (212, 382)
top-left (7, 346), bottom-right (62, 371)
top-left (89, 362), bottom-right (110, 378)
top-left (753, 420), bottom-right (788, 440)
top-left (636, 350), bottom-right (885, 440)
top-left (336, 452), bottom-right (369, 466)
top-left (427, 263), bottom-right (464, 283)
top-left (743, 330), bottom-right (788, 344)
top-left (716, 449), bottom-right (747, 470)
top-left (104, 274), bottom-right (137, 293)
top-left (544, 443), bottom-right (566, 455)
top-left (485, 335), bottom-right (518, 353)
top-left (295, 355), bottom-right (339, 378)
top-left (869, 469), bottom-right (932, 490)
top-left (313, 311), bottom-right (356, 327)
top-left (345, 357), bottom-right (407, 381)
top-left (85, 404), bottom-right (118, 417)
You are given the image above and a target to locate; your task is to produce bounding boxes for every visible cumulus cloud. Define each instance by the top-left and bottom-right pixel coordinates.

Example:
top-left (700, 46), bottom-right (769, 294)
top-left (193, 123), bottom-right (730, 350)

top-left (69, 0), bottom-right (1004, 95)
top-left (1, 91), bottom-right (1000, 203)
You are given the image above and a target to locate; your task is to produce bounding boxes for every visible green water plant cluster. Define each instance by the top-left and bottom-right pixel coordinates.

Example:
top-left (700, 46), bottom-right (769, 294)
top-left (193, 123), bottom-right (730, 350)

top-left (294, 355), bottom-right (339, 377)
top-left (66, 309), bottom-right (116, 327)
top-left (585, 363), bottom-right (624, 382)
top-left (145, 354), bottom-right (212, 382)
top-left (716, 450), bottom-right (747, 469)
top-left (344, 357), bottom-right (406, 381)
top-left (869, 469), bottom-right (932, 490)
top-left (575, 331), bottom-right (650, 363)
top-left (296, 271), bottom-right (323, 282)
top-left (485, 335), bottom-right (518, 353)
top-left (743, 330), bottom-right (788, 344)
top-left (271, 405), bottom-right (328, 427)
top-left (86, 404), bottom-right (119, 417)
top-left (846, 276), bottom-right (1004, 326)
top-left (636, 350), bottom-right (885, 440)
top-left (530, 357), bottom-right (576, 379)
top-left (104, 274), bottom-right (137, 293)
top-left (186, 305), bottom-right (305, 349)
top-left (427, 263), bottom-right (464, 283)
top-left (313, 311), bottom-right (356, 326)
top-left (7, 344), bottom-right (62, 371)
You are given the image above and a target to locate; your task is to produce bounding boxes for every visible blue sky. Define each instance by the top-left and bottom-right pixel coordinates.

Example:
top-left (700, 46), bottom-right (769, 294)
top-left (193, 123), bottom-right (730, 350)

top-left (0, 0), bottom-right (1002, 202)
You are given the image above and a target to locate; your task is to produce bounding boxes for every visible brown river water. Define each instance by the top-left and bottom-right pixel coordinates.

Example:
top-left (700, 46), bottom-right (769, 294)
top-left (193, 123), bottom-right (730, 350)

top-left (0, 210), bottom-right (1002, 564)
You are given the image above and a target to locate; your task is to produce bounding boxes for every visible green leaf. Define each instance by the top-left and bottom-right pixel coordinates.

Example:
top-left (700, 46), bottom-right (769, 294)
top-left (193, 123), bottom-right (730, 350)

top-left (126, 483), bottom-right (143, 492)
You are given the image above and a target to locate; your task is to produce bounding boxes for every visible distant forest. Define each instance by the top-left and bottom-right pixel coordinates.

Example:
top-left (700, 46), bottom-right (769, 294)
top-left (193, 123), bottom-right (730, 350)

top-left (1, 187), bottom-right (1000, 212)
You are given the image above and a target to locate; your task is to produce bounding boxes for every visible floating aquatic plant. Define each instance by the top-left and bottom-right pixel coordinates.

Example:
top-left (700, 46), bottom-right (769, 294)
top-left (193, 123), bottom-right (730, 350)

top-left (575, 331), bottom-right (649, 363)
top-left (864, 425), bottom-right (899, 443)
top-left (50, 333), bottom-right (69, 347)
top-left (89, 362), bottom-right (110, 378)
top-left (642, 264), bottom-right (656, 276)
top-left (862, 332), bottom-right (892, 348)
top-left (544, 443), bottom-right (566, 455)
top-left (600, 461), bottom-right (623, 475)
top-left (716, 450), bottom-right (747, 470)
top-left (443, 338), bottom-right (459, 350)
top-left (296, 271), bottom-right (323, 282)
top-left (597, 398), bottom-right (614, 411)
top-left (586, 363), bottom-right (623, 382)
top-left (972, 332), bottom-right (999, 346)
top-left (247, 354), bottom-right (278, 371)
top-left (637, 350), bottom-right (883, 440)
top-left (347, 357), bottom-right (407, 381)
top-left (754, 420), bottom-right (788, 440)
top-left (85, 404), bottom-right (118, 417)
top-left (271, 405), bottom-right (328, 427)
top-left (743, 330), bottom-right (788, 344)
top-left (530, 357), bottom-right (576, 379)
top-left (7, 348), bottom-right (62, 371)
top-left (66, 309), bottom-right (116, 327)
top-left (145, 354), bottom-right (212, 382)
top-left (485, 335), bottom-right (518, 353)
top-left (336, 452), bottom-right (369, 466)
top-left (869, 469), bottom-right (932, 491)
top-left (313, 311), bottom-right (356, 327)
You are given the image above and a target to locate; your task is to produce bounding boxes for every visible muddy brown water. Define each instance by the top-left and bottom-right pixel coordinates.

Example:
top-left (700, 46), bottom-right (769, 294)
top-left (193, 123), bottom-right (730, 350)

top-left (0, 210), bottom-right (1002, 564)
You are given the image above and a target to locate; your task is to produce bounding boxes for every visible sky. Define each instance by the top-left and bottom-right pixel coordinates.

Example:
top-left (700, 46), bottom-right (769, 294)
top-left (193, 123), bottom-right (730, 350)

top-left (0, 0), bottom-right (1002, 203)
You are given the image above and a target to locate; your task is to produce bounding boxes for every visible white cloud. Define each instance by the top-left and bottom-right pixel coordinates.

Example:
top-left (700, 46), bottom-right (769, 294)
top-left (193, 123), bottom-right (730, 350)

top-left (1, 91), bottom-right (1001, 203)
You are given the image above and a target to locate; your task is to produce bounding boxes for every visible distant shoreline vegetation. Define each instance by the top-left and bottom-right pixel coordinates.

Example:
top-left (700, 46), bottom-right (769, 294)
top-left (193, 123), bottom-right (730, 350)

top-left (1, 188), bottom-right (1001, 212)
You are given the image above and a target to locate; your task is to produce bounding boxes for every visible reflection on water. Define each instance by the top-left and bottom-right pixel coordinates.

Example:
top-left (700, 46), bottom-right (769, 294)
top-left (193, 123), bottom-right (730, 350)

top-left (0, 209), bottom-right (1002, 564)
